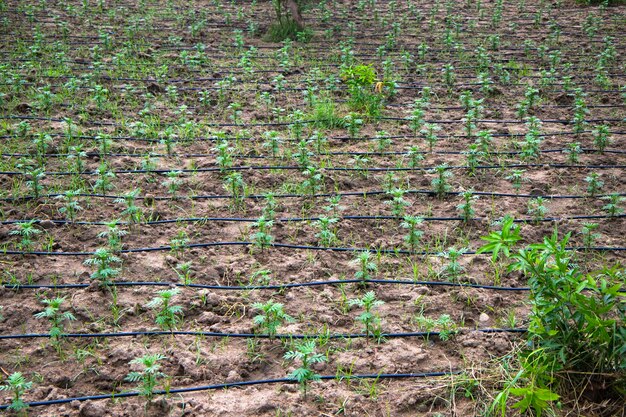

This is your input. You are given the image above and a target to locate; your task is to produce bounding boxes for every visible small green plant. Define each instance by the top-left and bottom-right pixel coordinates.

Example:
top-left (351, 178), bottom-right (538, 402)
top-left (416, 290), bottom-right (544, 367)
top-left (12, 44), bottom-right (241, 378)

top-left (457, 190), bottom-right (478, 222)
top-left (584, 172), bottom-right (604, 196)
top-left (506, 169), bottom-right (527, 193)
top-left (252, 300), bottom-right (295, 338)
top-left (57, 189), bottom-right (83, 220)
top-left (349, 291), bottom-right (384, 339)
top-left (0, 372), bottom-right (32, 413)
top-left (314, 216), bottom-right (339, 247)
top-left (251, 216), bottom-right (274, 249)
top-left (401, 215), bottom-right (424, 251)
top-left (592, 124), bottom-right (611, 153)
top-left (83, 248), bottom-right (122, 286)
top-left (125, 354), bottom-right (167, 399)
top-left (527, 197), bottom-right (549, 223)
top-left (175, 261), bottom-right (193, 285)
top-left (114, 188), bottom-right (142, 223)
top-left (439, 247), bottom-right (467, 280)
top-left (415, 313), bottom-right (458, 341)
top-left (284, 340), bottom-right (326, 398)
top-left (601, 193), bottom-right (624, 217)
top-left (352, 251), bottom-right (377, 287)
top-left (385, 188), bottom-right (411, 216)
top-left (10, 220), bottom-right (41, 251)
top-left (34, 297), bottom-right (76, 340)
top-left (146, 288), bottom-right (183, 330)
top-left (97, 220), bottom-right (127, 251)
top-left (430, 164), bottom-right (453, 197)
top-left (477, 216), bottom-right (522, 262)
top-left (580, 222), bottom-right (600, 248)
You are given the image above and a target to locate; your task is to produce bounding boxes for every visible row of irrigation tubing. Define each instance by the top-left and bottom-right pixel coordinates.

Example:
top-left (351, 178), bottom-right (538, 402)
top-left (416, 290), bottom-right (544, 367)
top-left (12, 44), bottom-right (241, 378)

top-left (3, 147), bottom-right (626, 159)
top-left (12, 70), bottom-right (626, 85)
top-left (0, 279), bottom-right (533, 292)
top-left (3, 51), bottom-right (621, 69)
top-left (1, 242), bottom-right (624, 257)
top-left (0, 328), bottom-right (528, 342)
top-left (4, 130), bottom-right (624, 145)
top-left (2, 163), bottom-right (625, 177)
top-left (3, 189), bottom-right (626, 203)
top-left (3, 213), bottom-right (624, 227)
top-left (0, 371), bottom-right (462, 410)
top-left (9, 37), bottom-right (626, 54)
top-left (2, 115), bottom-right (623, 128)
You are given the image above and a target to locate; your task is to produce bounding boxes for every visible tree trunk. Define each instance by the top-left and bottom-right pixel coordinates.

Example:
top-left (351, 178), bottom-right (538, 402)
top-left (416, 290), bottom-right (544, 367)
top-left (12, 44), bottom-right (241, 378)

top-left (284, 0), bottom-right (304, 27)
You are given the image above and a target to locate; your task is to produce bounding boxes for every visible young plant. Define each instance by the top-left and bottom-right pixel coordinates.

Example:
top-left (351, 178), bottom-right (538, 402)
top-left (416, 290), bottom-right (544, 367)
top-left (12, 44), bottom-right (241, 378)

top-left (352, 251), bottom-right (377, 287)
top-left (125, 354), bottom-right (167, 399)
top-left (592, 124), bottom-right (611, 153)
top-left (175, 261), bottom-right (193, 285)
top-left (584, 172), bottom-right (604, 197)
top-left (146, 288), bottom-right (183, 330)
top-left (252, 300), bottom-right (295, 338)
top-left (385, 188), bottom-right (411, 216)
top-left (506, 169), bottom-right (527, 193)
top-left (97, 220), bottom-right (127, 251)
top-left (430, 164), bottom-right (453, 197)
top-left (527, 197), bottom-right (549, 223)
top-left (348, 291), bottom-right (384, 339)
top-left (83, 247), bottom-right (122, 286)
top-left (439, 247), bottom-right (467, 281)
top-left (57, 189), bottom-right (83, 220)
top-left (284, 340), bottom-right (326, 398)
top-left (34, 297), bottom-right (76, 340)
top-left (476, 216), bottom-right (522, 262)
top-left (251, 216), bottom-right (274, 249)
top-left (415, 313), bottom-right (458, 341)
top-left (114, 188), bottom-right (142, 223)
top-left (401, 215), bottom-right (424, 251)
top-left (457, 190), bottom-right (478, 222)
top-left (601, 193), bottom-right (624, 217)
top-left (0, 372), bottom-right (32, 413)
top-left (314, 216), bottom-right (339, 247)
top-left (10, 220), bottom-right (41, 251)
top-left (580, 222), bottom-right (600, 249)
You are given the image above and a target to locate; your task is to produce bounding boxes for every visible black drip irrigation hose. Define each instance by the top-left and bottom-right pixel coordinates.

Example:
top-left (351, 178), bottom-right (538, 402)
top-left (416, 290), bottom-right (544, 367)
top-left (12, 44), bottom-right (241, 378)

top-left (3, 147), bottom-right (626, 159)
top-left (2, 189), bottom-right (626, 203)
top-left (1, 115), bottom-right (624, 128)
top-left (3, 130), bottom-right (624, 145)
top-left (0, 279), bottom-right (532, 292)
top-left (0, 370), bottom-right (462, 410)
top-left (0, 328), bottom-right (528, 341)
top-left (2, 163), bottom-right (626, 177)
top-left (0, 242), bottom-right (624, 257)
top-left (2, 213), bottom-right (625, 227)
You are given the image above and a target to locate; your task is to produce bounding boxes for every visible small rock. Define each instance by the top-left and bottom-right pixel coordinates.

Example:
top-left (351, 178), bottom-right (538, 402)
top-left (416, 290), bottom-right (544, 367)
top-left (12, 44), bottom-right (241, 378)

top-left (70, 400), bottom-right (81, 409)
top-left (79, 401), bottom-right (107, 417)
top-left (479, 313), bottom-right (490, 323)
top-left (39, 220), bottom-right (56, 229)
top-left (197, 311), bottom-right (219, 325)
top-left (225, 370), bottom-right (239, 383)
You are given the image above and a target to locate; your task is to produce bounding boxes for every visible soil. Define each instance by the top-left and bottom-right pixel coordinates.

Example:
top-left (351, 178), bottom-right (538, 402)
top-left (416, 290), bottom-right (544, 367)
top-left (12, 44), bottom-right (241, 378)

top-left (0, 0), bottom-right (624, 416)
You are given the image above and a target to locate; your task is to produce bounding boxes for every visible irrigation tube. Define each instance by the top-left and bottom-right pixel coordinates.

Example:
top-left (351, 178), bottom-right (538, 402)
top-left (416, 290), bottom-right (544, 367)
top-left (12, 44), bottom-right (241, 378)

top-left (2, 163), bottom-right (626, 177)
top-left (3, 189), bottom-right (626, 203)
top-left (3, 213), bottom-right (624, 226)
top-left (0, 242), bottom-right (624, 256)
top-left (0, 371), bottom-right (462, 410)
top-left (1, 279), bottom-right (531, 292)
top-left (0, 328), bottom-right (528, 341)
top-left (3, 147), bottom-right (626, 159)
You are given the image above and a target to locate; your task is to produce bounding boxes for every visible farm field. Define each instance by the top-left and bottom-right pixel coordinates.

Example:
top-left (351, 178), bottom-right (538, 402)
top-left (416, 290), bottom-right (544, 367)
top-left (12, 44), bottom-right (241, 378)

top-left (0, 0), bottom-right (624, 416)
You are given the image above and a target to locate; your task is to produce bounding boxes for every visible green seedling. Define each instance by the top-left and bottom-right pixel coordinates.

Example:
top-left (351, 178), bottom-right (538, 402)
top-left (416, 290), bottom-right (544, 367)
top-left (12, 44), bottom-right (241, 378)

top-left (0, 372), bottom-right (32, 413)
top-left (252, 300), bottom-right (295, 338)
top-left (146, 288), bottom-right (183, 330)
top-left (125, 354), bottom-right (167, 399)
top-left (284, 340), bottom-right (326, 398)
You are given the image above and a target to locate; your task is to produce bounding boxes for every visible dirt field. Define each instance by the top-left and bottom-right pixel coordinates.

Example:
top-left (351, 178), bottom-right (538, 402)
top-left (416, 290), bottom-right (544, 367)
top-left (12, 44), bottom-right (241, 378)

top-left (0, 0), bottom-right (624, 416)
